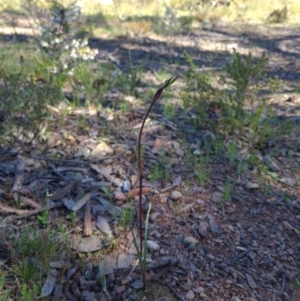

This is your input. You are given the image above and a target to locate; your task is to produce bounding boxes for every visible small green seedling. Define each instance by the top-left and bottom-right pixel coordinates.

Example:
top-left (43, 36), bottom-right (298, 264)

top-left (70, 211), bottom-right (77, 227)
top-left (220, 180), bottom-right (233, 207)
top-left (37, 210), bottom-right (49, 225)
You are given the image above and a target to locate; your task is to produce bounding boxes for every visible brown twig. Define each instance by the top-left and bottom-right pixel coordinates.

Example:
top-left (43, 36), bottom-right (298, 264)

top-left (166, 283), bottom-right (185, 301)
top-left (30, 146), bottom-right (134, 165)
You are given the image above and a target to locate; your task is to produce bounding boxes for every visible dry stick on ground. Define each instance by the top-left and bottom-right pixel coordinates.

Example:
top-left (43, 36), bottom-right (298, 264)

top-left (165, 283), bottom-right (185, 301)
top-left (0, 203), bottom-right (61, 227)
top-left (30, 146), bottom-right (135, 165)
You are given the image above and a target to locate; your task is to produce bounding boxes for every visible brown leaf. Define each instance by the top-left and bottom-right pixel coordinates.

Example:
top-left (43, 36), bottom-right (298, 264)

top-left (114, 191), bottom-right (127, 201)
top-left (89, 141), bottom-right (113, 157)
top-left (70, 236), bottom-right (103, 252)
top-left (90, 164), bottom-right (122, 186)
top-left (0, 203), bottom-right (29, 215)
top-left (128, 187), bottom-right (151, 198)
top-left (22, 197), bottom-right (41, 209)
top-left (84, 200), bottom-right (92, 236)
top-left (152, 138), bottom-right (164, 154)
top-left (48, 181), bottom-right (77, 201)
top-left (173, 141), bottom-right (184, 157)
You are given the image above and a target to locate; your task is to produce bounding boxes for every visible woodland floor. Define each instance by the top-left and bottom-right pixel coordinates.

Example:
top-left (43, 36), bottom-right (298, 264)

top-left (1, 21), bottom-right (300, 301)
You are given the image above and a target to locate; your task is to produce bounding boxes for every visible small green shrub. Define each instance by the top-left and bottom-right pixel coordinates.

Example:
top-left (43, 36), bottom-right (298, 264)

top-left (181, 50), bottom-right (282, 150)
top-left (0, 56), bottom-right (51, 147)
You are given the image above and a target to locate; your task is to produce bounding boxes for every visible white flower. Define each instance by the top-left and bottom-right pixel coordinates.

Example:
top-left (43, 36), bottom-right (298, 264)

top-left (70, 49), bottom-right (78, 59)
top-left (53, 38), bottom-right (63, 45)
top-left (40, 40), bottom-right (49, 47)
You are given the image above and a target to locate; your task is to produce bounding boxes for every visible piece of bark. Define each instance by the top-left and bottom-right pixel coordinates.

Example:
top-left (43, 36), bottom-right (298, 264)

top-left (84, 200), bottom-right (92, 236)
top-left (11, 155), bottom-right (24, 193)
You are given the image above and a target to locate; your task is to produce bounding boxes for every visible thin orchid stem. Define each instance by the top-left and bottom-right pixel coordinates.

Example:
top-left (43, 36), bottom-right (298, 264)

top-left (137, 76), bottom-right (178, 290)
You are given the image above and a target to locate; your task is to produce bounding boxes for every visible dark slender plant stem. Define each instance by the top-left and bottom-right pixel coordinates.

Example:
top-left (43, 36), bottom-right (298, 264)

top-left (137, 76), bottom-right (178, 290)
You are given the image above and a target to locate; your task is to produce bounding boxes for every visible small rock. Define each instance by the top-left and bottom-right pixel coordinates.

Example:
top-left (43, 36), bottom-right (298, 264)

top-left (230, 297), bottom-right (242, 301)
top-left (245, 182), bottom-right (259, 189)
top-left (116, 285), bottom-right (126, 294)
top-left (206, 213), bottom-right (219, 234)
top-left (150, 212), bottom-right (160, 221)
top-left (279, 177), bottom-right (295, 186)
top-left (131, 280), bottom-right (143, 290)
top-left (186, 290), bottom-right (195, 300)
top-left (183, 282), bottom-right (192, 291)
top-left (122, 180), bottom-right (131, 193)
top-left (198, 221), bottom-right (209, 238)
top-left (212, 191), bottom-right (223, 203)
top-left (114, 191), bottom-right (127, 201)
top-left (283, 221), bottom-right (295, 230)
top-left (147, 240), bottom-right (160, 252)
top-left (246, 273), bottom-right (257, 289)
top-left (196, 199), bottom-right (205, 206)
top-left (170, 191), bottom-right (182, 200)
top-left (167, 199), bottom-right (174, 210)
top-left (122, 287), bottom-right (132, 299)
top-left (184, 236), bottom-right (199, 245)
top-left (206, 253), bottom-right (215, 260)
top-left (193, 286), bottom-right (204, 293)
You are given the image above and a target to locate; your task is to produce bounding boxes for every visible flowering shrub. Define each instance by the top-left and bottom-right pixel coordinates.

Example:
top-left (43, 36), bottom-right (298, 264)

top-left (24, 0), bottom-right (98, 80)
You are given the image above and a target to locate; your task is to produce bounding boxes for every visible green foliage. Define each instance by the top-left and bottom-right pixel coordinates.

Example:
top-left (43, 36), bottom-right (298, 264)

top-left (195, 154), bottom-right (210, 188)
top-left (0, 56), bottom-right (51, 147)
top-left (16, 230), bottom-right (58, 267)
top-left (118, 204), bottom-right (135, 231)
top-left (181, 50), bottom-right (283, 150)
top-left (267, 6), bottom-right (288, 23)
top-left (6, 228), bottom-right (64, 300)
top-left (37, 210), bottom-right (50, 225)
top-left (0, 271), bottom-right (11, 301)
top-left (20, 283), bottom-right (40, 301)
top-left (14, 259), bottom-right (40, 283)
top-left (220, 179), bottom-right (233, 207)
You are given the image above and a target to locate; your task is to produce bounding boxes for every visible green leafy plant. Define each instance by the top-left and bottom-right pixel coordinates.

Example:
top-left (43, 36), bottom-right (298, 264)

top-left (149, 163), bottom-right (164, 182)
top-left (0, 271), bottom-right (11, 301)
top-left (227, 141), bottom-right (237, 166)
top-left (0, 56), bottom-right (51, 147)
top-left (195, 154), bottom-right (210, 188)
top-left (118, 204), bottom-right (135, 231)
top-left (7, 228), bottom-right (63, 300)
top-left (220, 179), bottom-right (233, 207)
top-left (70, 211), bottom-right (77, 227)
top-left (37, 210), bottom-right (50, 225)
top-left (136, 76), bottom-right (178, 290)
top-left (181, 50), bottom-right (285, 173)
